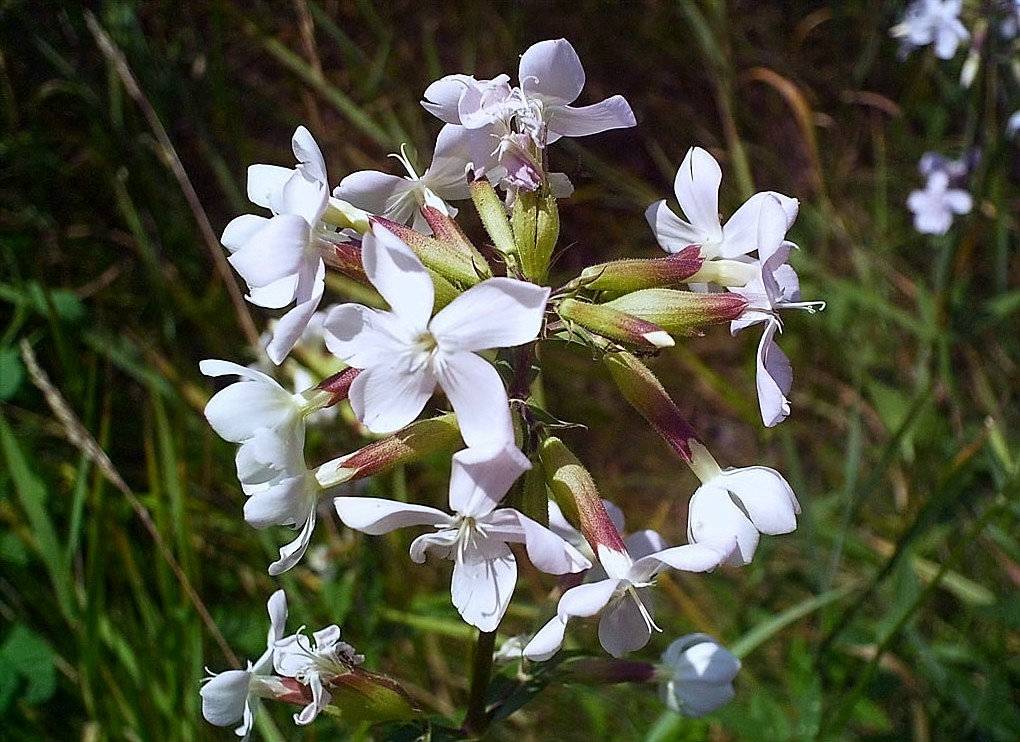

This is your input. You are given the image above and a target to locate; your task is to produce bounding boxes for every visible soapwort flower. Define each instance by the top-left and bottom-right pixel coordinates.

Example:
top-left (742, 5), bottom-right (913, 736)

top-left (323, 223), bottom-right (549, 448)
top-left (273, 623), bottom-right (365, 725)
top-left (891, 0), bottom-right (969, 59)
top-left (333, 124), bottom-right (472, 231)
top-left (729, 196), bottom-right (824, 427)
top-left (222, 126), bottom-right (335, 363)
top-left (200, 590), bottom-right (288, 739)
top-left (658, 633), bottom-right (741, 717)
top-left (646, 146), bottom-right (799, 264)
top-left (523, 533), bottom-right (734, 659)
top-left (907, 169), bottom-right (973, 235)
top-left (685, 443), bottom-right (800, 566)
top-left (334, 444), bottom-right (590, 631)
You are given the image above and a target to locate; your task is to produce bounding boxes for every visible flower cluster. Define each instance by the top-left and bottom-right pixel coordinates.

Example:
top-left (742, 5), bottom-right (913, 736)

top-left (200, 38), bottom-right (819, 734)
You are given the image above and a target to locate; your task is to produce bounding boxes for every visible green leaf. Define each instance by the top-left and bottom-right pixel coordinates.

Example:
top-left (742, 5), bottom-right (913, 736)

top-left (0, 346), bottom-right (24, 400)
top-left (0, 625), bottom-right (57, 708)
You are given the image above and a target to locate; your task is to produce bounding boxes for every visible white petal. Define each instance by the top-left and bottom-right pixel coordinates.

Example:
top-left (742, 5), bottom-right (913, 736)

top-left (522, 615), bottom-right (568, 661)
top-left (247, 273), bottom-right (299, 309)
top-left (451, 541), bottom-right (517, 631)
top-left (546, 97), bottom-right (636, 137)
top-left (202, 376), bottom-right (295, 444)
top-left (557, 578), bottom-right (622, 619)
top-left (519, 38), bottom-right (585, 104)
top-left (246, 164), bottom-right (293, 211)
top-left (598, 595), bottom-right (652, 657)
top-left (434, 351), bottom-right (513, 448)
top-left (227, 214), bottom-right (308, 288)
top-left (630, 541), bottom-right (734, 583)
top-left (409, 529), bottom-right (459, 563)
top-left (291, 125), bottom-right (327, 183)
top-left (334, 496), bottom-right (447, 535)
top-left (448, 443), bottom-right (530, 516)
top-left (280, 172), bottom-right (328, 226)
top-left (687, 483), bottom-right (760, 566)
top-left (268, 503), bottom-right (317, 575)
top-left (363, 225), bottom-right (434, 327)
top-left (422, 74), bottom-right (477, 123)
top-left (944, 189), bottom-right (972, 215)
top-left (333, 170), bottom-right (414, 218)
top-left (645, 200), bottom-right (706, 254)
top-left (243, 474), bottom-right (312, 529)
top-left (674, 147), bottom-right (724, 242)
top-left (200, 670), bottom-right (251, 727)
top-left (322, 303), bottom-right (413, 369)
top-left (500, 510), bottom-right (591, 574)
top-left (266, 590), bottom-right (288, 643)
top-left (756, 320), bottom-right (793, 427)
top-left (430, 278), bottom-right (550, 352)
top-left (265, 260), bottom-right (325, 364)
top-left (722, 191), bottom-right (798, 259)
top-left (221, 214), bottom-right (268, 254)
top-left (348, 361), bottom-right (436, 435)
top-left (719, 466), bottom-right (800, 534)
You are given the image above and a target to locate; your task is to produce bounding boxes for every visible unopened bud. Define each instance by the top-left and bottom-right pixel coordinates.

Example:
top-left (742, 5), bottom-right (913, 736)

top-left (604, 289), bottom-right (747, 336)
top-left (578, 246), bottom-right (703, 292)
top-left (321, 239), bottom-right (369, 284)
top-left (558, 657), bottom-right (657, 685)
top-left (603, 351), bottom-right (699, 464)
top-left (326, 668), bottom-right (417, 724)
top-left (315, 414), bottom-right (460, 487)
top-left (558, 298), bottom-right (674, 349)
top-left (421, 206), bottom-right (493, 279)
top-left (469, 178), bottom-right (518, 257)
top-left (512, 190), bottom-right (560, 283)
top-left (539, 436), bottom-right (627, 555)
top-left (314, 367), bottom-right (361, 407)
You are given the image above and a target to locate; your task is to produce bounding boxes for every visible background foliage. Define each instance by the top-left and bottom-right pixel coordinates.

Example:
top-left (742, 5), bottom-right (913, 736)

top-left (1, 0), bottom-right (1017, 739)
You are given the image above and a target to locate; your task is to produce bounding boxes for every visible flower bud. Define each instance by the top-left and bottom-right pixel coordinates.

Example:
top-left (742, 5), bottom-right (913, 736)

top-left (578, 246), bottom-right (704, 292)
top-left (658, 634), bottom-right (740, 717)
top-left (312, 367), bottom-right (361, 408)
top-left (320, 238), bottom-right (370, 284)
top-left (325, 668), bottom-right (417, 724)
top-left (371, 215), bottom-right (484, 287)
top-left (603, 351), bottom-right (698, 463)
top-left (557, 657), bottom-right (657, 685)
top-left (314, 414), bottom-right (460, 488)
top-left (603, 289), bottom-right (747, 336)
top-left (512, 189), bottom-right (560, 283)
top-left (539, 436), bottom-right (627, 555)
top-left (558, 298), bottom-right (674, 349)
top-left (420, 205), bottom-right (492, 279)
top-left (469, 178), bottom-right (518, 257)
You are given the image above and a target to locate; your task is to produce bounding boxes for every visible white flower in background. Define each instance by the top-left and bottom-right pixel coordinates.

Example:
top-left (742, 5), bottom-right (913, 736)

top-left (685, 442), bottom-right (800, 566)
top-left (658, 634), bottom-right (741, 717)
top-left (1006, 110), bottom-right (1020, 137)
top-left (907, 170), bottom-right (972, 235)
top-left (222, 126), bottom-right (334, 364)
top-left (335, 444), bottom-right (590, 631)
top-left (523, 532), bottom-right (734, 659)
top-left (729, 196), bottom-right (823, 427)
top-left (273, 624), bottom-right (364, 725)
top-left (890, 0), bottom-right (969, 59)
top-left (200, 590), bottom-right (288, 739)
top-left (323, 224), bottom-right (549, 448)
top-left (421, 38), bottom-right (635, 190)
top-left (333, 125), bottom-right (472, 232)
top-left (646, 146), bottom-right (799, 263)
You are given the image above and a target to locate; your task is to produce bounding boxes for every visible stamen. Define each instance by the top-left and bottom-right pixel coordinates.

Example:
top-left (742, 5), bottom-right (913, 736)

top-left (627, 584), bottom-right (662, 634)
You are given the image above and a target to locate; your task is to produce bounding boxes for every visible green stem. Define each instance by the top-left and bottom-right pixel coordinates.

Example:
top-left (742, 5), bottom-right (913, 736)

top-left (463, 629), bottom-right (497, 736)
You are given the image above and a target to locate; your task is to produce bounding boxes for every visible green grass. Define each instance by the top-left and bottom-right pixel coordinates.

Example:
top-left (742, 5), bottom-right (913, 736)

top-left (1, 0), bottom-right (1017, 739)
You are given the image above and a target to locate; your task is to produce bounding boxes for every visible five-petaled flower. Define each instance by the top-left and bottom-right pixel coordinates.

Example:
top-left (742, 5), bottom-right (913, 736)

top-left (657, 633), bottom-right (741, 718)
top-left (323, 223), bottom-right (549, 448)
top-left (334, 443), bottom-right (590, 631)
top-left (907, 170), bottom-right (972, 235)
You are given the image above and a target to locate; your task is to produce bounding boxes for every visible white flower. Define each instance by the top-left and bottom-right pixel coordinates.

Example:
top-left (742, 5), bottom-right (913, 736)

top-left (332, 125), bottom-right (472, 232)
top-left (523, 533), bottom-right (734, 660)
top-left (200, 590), bottom-right (288, 739)
top-left (323, 223), bottom-right (549, 448)
top-left (646, 146), bottom-right (799, 262)
top-left (222, 126), bottom-right (333, 364)
top-left (421, 39), bottom-right (635, 190)
top-left (334, 444), bottom-right (590, 631)
top-left (1007, 110), bottom-right (1020, 138)
top-left (728, 196), bottom-right (823, 427)
top-left (890, 0), bottom-right (969, 60)
top-left (907, 170), bottom-right (972, 235)
top-left (686, 445), bottom-right (800, 566)
top-left (273, 624), bottom-right (364, 725)
top-left (658, 634), bottom-right (740, 718)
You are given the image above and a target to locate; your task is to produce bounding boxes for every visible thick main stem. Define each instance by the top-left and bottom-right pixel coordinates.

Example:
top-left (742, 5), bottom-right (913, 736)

top-left (463, 628), bottom-right (497, 736)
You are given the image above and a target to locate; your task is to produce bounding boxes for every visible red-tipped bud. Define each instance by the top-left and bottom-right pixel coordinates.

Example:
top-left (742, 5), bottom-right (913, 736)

top-left (558, 298), bottom-right (675, 349)
top-left (322, 239), bottom-right (369, 284)
top-left (579, 246), bottom-right (704, 292)
top-left (539, 436), bottom-right (627, 555)
top-left (421, 206), bottom-right (492, 279)
top-left (604, 351), bottom-right (700, 464)
top-left (603, 289), bottom-right (747, 336)
top-left (371, 215), bottom-right (483, 287)
top-left (315, 367), bottom-right (361, 406)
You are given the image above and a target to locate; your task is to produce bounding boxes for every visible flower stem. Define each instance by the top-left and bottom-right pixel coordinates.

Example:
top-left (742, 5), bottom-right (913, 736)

top-left (463, 628), bottom-right (497, 736)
